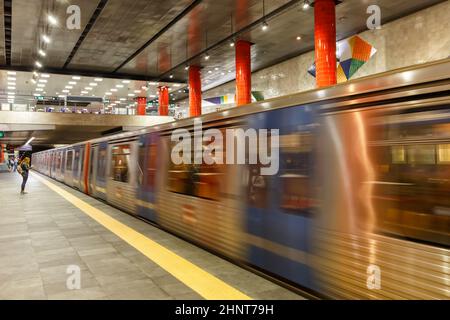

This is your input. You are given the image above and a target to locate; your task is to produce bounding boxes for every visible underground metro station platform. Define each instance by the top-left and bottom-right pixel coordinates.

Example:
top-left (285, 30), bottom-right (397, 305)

top-left (0, 0), bottom-right (449, 314)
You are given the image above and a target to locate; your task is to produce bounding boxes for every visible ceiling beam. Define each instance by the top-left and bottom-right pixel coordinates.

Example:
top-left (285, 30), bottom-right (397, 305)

top-left (3, 0), bottom-right (12, 65)
top-left (113, 0), bottom-right (203, 73)
top-left (63, 0), bottom-right (109, 69)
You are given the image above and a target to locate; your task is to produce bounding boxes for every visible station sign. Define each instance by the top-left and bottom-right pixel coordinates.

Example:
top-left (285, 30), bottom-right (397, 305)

top-left (0, 131), bottom-right (4, 138)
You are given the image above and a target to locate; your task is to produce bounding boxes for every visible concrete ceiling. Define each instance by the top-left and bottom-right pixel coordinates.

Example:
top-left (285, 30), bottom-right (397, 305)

top-left (0, 0), bottom-right (445, 91)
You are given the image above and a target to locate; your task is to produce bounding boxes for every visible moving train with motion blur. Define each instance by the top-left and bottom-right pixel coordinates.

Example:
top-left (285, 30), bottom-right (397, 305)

top-left (33, 59), bottom-right (450, 299)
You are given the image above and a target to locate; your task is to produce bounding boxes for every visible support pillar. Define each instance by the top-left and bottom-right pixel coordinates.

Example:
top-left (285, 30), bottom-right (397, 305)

top-left (136, 97), bottom-right (147, 116)
top-left (235, 40), bottom-right (251, 106)
top-left (189, 66), bottom-right (202, 117)
top-left (0, 144), bottom-right (4, 163)
top-left (158, 86), bottom-right (169, 116)
top-left (314, 0), bottom-right (337, 88)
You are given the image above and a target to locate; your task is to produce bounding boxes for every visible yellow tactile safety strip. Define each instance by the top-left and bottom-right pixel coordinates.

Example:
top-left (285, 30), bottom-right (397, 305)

top-left (31, 172), bottom-right (251, 300)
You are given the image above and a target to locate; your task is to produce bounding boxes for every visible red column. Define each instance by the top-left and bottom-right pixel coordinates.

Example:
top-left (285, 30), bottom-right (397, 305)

top-left (235, 40), bottom-right (251, 106)
top-left (136, 97), bottom-right (147, 115)
top-left (314, 0), bottom-right (337, 88)
top-left (189, 66), bottom-right (202, 117)
top-left (0, 144), bottom-right (4, 163)
top-left (158, 86), bottom-right (169, 116)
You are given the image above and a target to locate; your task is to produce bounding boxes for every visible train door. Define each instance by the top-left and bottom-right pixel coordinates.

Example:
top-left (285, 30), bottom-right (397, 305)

top-left (136, 133), bottom-right (159, 222)
top-left (60, 149), bottom-right (66, 181)
top-left (89, 145), bottom-right (98, 195)
top-left (51, 152), bottom-right (57, 178)
top-left (72, 146), bottom-right (84, 189)
top-left (93, 142), bottom-right (108, 200)
top-left (64, 149), bottom-right (74, 186)
top-left (243, 106), bottom-right (318, 290)
top-left (106, 140), bottom-right (139, 214)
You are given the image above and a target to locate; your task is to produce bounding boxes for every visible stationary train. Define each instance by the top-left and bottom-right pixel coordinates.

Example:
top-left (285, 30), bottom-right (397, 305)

top-left (33, 59), bottom-right (450, 299)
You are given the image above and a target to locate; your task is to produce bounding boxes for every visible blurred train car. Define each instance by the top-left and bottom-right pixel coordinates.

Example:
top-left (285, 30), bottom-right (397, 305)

top-left (33, 59), bottom-right (450, 299)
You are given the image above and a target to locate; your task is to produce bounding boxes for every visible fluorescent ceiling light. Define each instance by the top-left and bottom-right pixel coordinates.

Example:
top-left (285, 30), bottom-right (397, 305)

top-left (89, 83), bottom-right (98, 86)
top-left (37, 84), bottom-right (46, 88)
top-left (7, 86), bottom-right (15, 90)
top-left (38, 50), bottom-right (46, 57)
top-left (7, 71), bottom-right (16, 75)
top-left (122, 80), bottom-right (131, 84)
top-left (42, 35), bottom-right (51, 43)
top-left (134, 90), bottom-right (141, 93)
top-left (48, 15), bottom-right (58, 25)
top-left (41, 74), bottom-right (50, 78)
top-left (36, 88), bottom-right (44, 92)
top-left (65, 86), bottom-right (73, 89)
top-left (127, 93), bottom-right (135, 97)
top-left (38, 79), bottom-right (48, 83)
top-left (173, 84), bottom-right (181, 87)
top-left (94, 78), bottom-right (103, 82)
top-left (68, 81), bottom-right (77, 85)
top-left (81, 91), bottom-right (88, 94)
top-left (25, 137), bottom-right (35, 145)
top-left (119, 98), bottom-right (126, 101)
top-left (110, 88), bottom-right (118, 92)
top-left (62, 89), bottom-right (69, 93)
top-left (116, 84), bottom-right (124, 88)
top-left (105, 92), bottom-right (112, 95)
top-left (8, 77), bottom-right (16, 81)
top-left (72, 76), bottom-right (81, 80)
top-left (35, 61), bottom-right (43, 68)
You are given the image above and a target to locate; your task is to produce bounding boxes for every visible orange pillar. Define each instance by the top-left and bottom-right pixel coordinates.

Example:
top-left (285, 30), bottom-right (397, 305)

top-left (189, 66), bottom-right (202, 117)
top-left (235, 40), bottom-right (251, 106)
top-left (0, 144), bottom-right (4, 163)
top-left (136, 97), bottom-right (147, 115)
top-left (158, 86), bottom-right (169, 116)
top-left (314, 0), bottom-right (337, 88)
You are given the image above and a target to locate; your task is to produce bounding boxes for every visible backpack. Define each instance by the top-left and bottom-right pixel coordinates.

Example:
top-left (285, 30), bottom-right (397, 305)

top-left (17, 164), bottom-right (23, 175)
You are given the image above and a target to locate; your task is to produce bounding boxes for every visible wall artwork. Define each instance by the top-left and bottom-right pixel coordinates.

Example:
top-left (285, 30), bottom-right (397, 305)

top-left (308, 35), bottom-right (377, 83)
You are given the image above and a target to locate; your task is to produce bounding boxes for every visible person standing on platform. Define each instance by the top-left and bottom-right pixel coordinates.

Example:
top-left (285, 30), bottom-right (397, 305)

top-left (18, 157), bottom-right (31, 195)
top-left (13, 157), bottom-right (18, 172)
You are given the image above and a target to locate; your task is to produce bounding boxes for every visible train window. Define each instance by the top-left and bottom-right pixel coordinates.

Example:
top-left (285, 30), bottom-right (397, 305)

top-left (97, 148), bottom-right (107, 179)
top-left (437, 144), bottom-right (450, 164)
top-left (66, 151), bottom-right (73, 171)
top-left (407, 145), bottom-right (435, 165)
top-left (391, 146), bottom-right (406, 164)
top-left (371, 111), bottom-right (450, 247)
top-left (61, 151), bottom-right (65, 173)
top-left (80, 148), bottom-right (85, 174)
top-left (146, 143), bottom-right (158, 189)
top-left (277, 132), bottom-right (315, 213)
top-left (167, 129), bottom-right (226, 201)
top-left (56, 152), bottom-right (61, 170)
top-left (111, 144), bottom-right (130, 183)
top-left (73, 150), bottom-right (80, 172)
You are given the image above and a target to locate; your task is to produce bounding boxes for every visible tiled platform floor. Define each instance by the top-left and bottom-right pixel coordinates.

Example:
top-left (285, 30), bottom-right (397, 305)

top-left (0, 171), bottom-right (304, 300)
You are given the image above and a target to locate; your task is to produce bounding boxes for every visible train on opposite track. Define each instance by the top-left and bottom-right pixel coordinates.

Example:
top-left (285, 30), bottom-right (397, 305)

top-left (33, 59), bottom-right (450, 299)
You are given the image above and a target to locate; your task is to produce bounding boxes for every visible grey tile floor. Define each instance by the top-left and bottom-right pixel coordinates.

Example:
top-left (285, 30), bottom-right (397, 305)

top-left (0, 171), bottom-right (304, 300)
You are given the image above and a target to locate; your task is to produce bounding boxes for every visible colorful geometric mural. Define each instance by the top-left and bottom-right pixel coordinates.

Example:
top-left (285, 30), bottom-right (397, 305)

top-left (308, 35), bottom-right (377, 83)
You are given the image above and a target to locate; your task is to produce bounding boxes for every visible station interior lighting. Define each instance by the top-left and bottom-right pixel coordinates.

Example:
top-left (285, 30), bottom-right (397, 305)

top-left (25, 137), bottom-right (35, 145)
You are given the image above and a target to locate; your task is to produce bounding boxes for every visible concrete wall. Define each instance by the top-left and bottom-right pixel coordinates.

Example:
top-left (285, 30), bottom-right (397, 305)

top-left (178, 1), bottom-right (450, 109)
